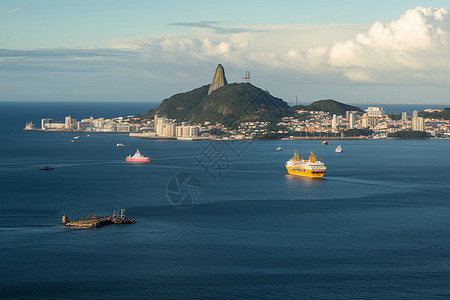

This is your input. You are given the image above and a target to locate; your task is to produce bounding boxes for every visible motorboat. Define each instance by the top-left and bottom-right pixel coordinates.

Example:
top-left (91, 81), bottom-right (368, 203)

top-left (38, 166), bottom-right (54, 170)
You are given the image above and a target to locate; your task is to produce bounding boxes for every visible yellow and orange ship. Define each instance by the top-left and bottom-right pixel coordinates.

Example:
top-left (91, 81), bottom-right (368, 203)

top-left (285, 150), bottom-right (326, 178)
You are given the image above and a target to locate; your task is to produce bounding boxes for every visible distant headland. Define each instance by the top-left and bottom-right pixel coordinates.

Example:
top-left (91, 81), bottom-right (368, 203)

top-left (27, 64), bottom-right (450, 140)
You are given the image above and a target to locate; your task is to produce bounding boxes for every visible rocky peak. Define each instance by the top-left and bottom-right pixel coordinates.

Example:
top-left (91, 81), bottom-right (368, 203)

top-left (207, 64), bottom-right (228, 95)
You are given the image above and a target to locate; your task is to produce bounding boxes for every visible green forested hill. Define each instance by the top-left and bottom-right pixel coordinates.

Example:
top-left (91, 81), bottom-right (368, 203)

top-left (141, 85), bottom-right (363, 125)
top-left (141, 83), bottom-right (289, 125)
top-left (292, 99), bottom-right (362, 116)
top-left (419, 108), bottom-right (450, 120)
top-left (388, 130), bottom-right (431, 138)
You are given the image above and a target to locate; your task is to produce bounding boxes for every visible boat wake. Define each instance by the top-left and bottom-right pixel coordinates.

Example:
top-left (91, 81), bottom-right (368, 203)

top-left (325, 176), bottom-right (414, 189)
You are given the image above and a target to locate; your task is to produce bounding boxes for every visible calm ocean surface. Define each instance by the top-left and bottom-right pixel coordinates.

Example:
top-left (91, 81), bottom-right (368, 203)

top-left (1, 102), bottom-right (450, 299)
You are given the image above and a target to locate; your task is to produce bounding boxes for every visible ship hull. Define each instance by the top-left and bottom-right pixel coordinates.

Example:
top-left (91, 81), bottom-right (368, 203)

top-left (125, 158), bottom-right (150, 162)
top-left (286, 166), bottom-right (325, 178)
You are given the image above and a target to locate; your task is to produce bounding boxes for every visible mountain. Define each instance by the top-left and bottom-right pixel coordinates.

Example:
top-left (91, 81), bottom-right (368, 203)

top-left (142, 82), bottom-right (290, 125)
top-left (292, 99), bottom-right (362, 116)
top-left (140, 65), bottom-right (361, 125)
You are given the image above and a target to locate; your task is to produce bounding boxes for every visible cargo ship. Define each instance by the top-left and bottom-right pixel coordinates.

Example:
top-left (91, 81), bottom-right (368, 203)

top-left (125, 149), bottom-right (150, 162)
top-left (285, 150), bottom-right (326, 178)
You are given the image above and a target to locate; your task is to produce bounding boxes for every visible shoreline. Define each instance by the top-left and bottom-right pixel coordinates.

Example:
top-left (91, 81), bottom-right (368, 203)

top-left (21, 128), bottom-right (449, 140)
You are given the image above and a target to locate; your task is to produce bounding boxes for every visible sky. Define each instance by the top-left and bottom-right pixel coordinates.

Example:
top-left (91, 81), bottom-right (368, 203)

top-left (1, 0), bottom-right (450, 105)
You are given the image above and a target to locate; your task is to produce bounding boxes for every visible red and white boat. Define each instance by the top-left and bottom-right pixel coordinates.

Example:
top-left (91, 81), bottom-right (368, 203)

top-left (125, 149), bottom-right (150, 162)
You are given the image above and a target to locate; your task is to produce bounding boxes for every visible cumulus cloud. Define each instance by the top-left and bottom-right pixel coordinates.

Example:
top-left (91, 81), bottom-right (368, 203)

top-left (110, 7), bottom-right (450, 86)
top-left (2, 6), bottom-right (449, 99)
top-left (327, 6), bottom-right (450, 83)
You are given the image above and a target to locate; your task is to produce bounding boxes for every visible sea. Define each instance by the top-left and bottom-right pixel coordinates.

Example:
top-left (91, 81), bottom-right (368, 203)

top-left (1, 102), bottom-right (450, 299)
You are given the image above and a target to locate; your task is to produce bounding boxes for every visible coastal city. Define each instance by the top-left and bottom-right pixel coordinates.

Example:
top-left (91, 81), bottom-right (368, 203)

top-left (4, 2), bottom-right (450, 299)
top-left (26, 106), bottom-right (450, 140)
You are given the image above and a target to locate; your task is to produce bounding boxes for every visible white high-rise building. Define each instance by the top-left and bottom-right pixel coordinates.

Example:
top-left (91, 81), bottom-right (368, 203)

top-left (411, 110), bottom-right (424, 131)
top-left (154, 115), bottom-right (172, 136)
top-left (412, 116), bottom-right (424, 131)
top-left (349, 113), bottom-right (355, 129)
top-left (362, 113), bottom-right (378, 128)
top-left (176, 126), bottom-right (200, 138)
top-left (365, 107), bottom-right (384, 117)
top-left (65, 115), bottom-right (77, 130)
top-left (401, 112), bottom-right (407, 122)
top-left (331, 114), bottom-right (337, 130)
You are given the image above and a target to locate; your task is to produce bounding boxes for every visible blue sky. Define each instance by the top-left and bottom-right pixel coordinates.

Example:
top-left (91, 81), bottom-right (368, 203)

top-left (1, 0), bottom-right (450, 104)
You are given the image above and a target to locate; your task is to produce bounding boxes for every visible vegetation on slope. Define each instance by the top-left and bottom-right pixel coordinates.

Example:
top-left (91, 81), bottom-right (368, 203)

top-left (343, 129), bottom-right (374, 137)
top-left (292, 99), bottom-right (362, 116)
top-left (140, 85), bottom-right (209, 120)
top-left (141, 83), bottom-right (289, 125)
top-left (419, 108), bottom-right (450, 120)
top-left (388, 130), bottom-right (431, 138)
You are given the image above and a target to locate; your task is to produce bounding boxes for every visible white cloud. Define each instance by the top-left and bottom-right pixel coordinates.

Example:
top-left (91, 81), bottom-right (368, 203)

top-left (108, 7), bottom-right (450, 86)
top-left (328, 6), bottom-right (450, 83)
top-left (3, 6), bottom-right (450, 103)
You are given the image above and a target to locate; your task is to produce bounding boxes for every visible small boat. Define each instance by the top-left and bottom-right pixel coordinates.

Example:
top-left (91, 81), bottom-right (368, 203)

top-left (125, 149), bottom-right (150, 162)
top-left (71, 140), bottom-right (74, 143)
top-left (116, 143), bottom-right (125, 147)
top-left (38, 166), bottom-right (54, 170)
top-left (73, 136), bottom-right (80, 139)
top-left (322, 140), bottom-right (328, 145)
top-left (87, 135), bottom-right (90, 137)
top-left (276, 147), bottom-right (283, 151)
top-left (335, 145), bottom-right (343, 153)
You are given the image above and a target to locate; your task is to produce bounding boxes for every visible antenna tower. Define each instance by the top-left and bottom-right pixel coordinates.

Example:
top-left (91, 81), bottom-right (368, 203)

top-left (242, 70), bottom-right (250, 83)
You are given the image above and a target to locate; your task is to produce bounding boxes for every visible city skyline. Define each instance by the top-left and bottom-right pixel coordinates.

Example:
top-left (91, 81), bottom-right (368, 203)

top-left (1, 1), bottom-right (450, 104)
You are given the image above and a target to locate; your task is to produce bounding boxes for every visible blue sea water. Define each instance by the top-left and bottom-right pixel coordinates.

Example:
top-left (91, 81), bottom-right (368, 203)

top-left (352, 104), bottom-right (448, 115)
top-left (1, 102), bottom-right (450, 299)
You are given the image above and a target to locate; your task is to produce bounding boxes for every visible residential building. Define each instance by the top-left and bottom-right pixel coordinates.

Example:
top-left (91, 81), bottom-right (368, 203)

top-left (365, 107), bottom-right (384, 117)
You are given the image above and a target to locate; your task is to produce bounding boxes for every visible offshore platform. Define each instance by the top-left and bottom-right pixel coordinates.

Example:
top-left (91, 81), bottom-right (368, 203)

top-left (62, 209), bottom-right (136, 228)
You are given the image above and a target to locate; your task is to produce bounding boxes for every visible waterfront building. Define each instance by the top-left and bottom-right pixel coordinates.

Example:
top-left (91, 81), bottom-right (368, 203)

top-left (154, 115), bottom-right (179, 137)
top-left (47, 122), bottom-right (65, 129)
top-left (41, 118), bottom-right (53, 130)
top-left (65, 115), bottom-right (78, 130)
top-left (77, 119), bottom-right (93, 131)
top-left (154, 115), bottom-right (166, 136)
top-left (163, 123), bottom-right (176, 137)
top-left (176, 126), bottom-right (200, 138)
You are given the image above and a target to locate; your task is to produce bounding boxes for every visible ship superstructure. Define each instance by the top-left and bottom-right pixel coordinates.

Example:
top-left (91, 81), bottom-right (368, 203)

top-left (125, 149), bottom-right (150, 162)
top-left (285, 150), bottom-right (326, 178)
